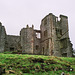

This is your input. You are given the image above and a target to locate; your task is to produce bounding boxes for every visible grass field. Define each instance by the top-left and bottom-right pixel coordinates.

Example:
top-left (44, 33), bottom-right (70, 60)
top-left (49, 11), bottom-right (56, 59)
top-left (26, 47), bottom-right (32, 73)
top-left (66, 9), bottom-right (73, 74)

top-left (0, 52), bottom-right (75, 75)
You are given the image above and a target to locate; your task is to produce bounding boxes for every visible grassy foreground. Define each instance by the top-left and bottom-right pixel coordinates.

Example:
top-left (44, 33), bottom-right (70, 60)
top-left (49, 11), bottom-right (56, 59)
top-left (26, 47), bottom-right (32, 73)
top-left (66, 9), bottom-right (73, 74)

top-left (0, 52), bottom-right (75, 75)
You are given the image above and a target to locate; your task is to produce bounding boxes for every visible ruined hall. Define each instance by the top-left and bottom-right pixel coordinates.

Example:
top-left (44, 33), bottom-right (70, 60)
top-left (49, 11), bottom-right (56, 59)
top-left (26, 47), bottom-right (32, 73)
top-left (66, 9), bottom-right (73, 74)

top-left (0, 13), bottom-right (73, 57)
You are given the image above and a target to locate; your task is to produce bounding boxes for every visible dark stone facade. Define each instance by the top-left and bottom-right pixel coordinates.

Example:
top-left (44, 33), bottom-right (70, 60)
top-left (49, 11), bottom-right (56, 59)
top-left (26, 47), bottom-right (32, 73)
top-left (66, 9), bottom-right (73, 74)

top-left (0, 13), bottom-right (73, 57)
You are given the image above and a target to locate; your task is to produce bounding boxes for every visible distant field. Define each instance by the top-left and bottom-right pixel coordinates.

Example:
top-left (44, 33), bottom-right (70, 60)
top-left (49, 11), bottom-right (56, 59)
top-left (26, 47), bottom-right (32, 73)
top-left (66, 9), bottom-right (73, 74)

top-left (0, 52), bottom-right (75, 75)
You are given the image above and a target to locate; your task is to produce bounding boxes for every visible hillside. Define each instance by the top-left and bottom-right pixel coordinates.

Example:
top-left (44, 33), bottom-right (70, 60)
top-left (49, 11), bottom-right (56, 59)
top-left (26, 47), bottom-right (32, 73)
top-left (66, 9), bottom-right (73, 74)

top-left (0, 52), bottom-right (75, 75)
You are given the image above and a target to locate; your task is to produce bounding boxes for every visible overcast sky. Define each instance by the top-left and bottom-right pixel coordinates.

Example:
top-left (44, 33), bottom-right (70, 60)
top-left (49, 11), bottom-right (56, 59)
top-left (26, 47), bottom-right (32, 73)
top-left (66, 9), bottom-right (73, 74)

top-left (0, 0), bottom-right (75, 49)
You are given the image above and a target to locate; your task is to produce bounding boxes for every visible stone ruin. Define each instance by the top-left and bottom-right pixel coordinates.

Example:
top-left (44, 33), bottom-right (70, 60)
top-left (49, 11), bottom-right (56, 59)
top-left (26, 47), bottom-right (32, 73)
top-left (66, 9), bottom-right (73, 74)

top-left (0, 13), bottom-right (73, 57)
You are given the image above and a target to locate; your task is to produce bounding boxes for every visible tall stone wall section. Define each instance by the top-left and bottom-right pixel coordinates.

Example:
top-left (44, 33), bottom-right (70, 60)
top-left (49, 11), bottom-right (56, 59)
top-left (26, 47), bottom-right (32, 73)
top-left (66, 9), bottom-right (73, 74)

top-left (59, 15), bottom-right (72, 57)
top-left (0, 23), bottom-right (6, 52)
top-left (40, 13), bottom-right (61, 56)
top-left (33, 30), bottom-right (41, 54)
top-left (49, 14), bottom-right (62, 56)
top-left (40, 14), bottom-right (51, 55)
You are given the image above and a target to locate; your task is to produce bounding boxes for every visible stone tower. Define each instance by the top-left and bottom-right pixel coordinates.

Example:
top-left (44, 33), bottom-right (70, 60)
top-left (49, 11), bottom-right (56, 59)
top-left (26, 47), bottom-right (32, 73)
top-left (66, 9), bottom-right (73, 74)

top-left (20, 25), bottom-right (34, 54)
top-left (20, 25), bottom-right (41, 54)
top-left (40, 13), bottom-right (73, 57)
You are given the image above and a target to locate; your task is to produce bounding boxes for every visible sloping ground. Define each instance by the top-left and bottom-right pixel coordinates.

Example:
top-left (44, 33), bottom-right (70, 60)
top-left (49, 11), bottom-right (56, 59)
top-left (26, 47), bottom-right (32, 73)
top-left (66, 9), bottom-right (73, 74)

top-left (0, 53), bottom-right (75, 75)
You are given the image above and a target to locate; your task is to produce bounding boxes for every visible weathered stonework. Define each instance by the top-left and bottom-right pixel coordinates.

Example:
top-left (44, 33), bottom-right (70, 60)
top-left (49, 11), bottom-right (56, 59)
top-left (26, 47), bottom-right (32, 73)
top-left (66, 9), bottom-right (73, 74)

top-left (5, 35), bottom-right (20, 52)
top-left (40, 13), bottom-right (73, 57)
top-left (20, 25), bottom-right (34, 54)
top-left (0, 13), bottom-right (73, 57)
top-left (0, 22), bottom-right (6, 52)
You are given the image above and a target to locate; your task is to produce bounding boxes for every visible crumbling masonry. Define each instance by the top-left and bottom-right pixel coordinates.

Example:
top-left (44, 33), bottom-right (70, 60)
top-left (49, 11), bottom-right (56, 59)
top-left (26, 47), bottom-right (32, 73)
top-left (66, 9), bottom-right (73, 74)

top-left (0, 13), bottom-right (73, 57)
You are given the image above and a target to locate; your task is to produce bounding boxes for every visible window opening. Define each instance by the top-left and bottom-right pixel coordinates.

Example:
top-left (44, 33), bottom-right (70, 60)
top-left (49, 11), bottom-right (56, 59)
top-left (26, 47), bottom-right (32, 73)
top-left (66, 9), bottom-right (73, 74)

top-left (62, 53), bottom-right (67, 57)
top-left (60, 38), bottom-right (67, 49)
top-left (44, 30), bottom-right (47, 37)
top-left (36, 45), bottom-right (39, 50)
top-left (10, 47), bottom-right (14, 51)
top-left (42, 47), bottom-right (44, 55)
top-left (36, 33), bottom-right (40, 38)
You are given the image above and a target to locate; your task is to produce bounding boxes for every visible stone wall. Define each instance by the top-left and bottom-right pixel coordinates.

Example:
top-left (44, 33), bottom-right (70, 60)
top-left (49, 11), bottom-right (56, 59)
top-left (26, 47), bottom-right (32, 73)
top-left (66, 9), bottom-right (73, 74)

top-left (5, 35), bottom-right (20, 51)
top-left (0, 23), bottom-right (6, 52)
top-left (33, 30), bottom-right (41, 54)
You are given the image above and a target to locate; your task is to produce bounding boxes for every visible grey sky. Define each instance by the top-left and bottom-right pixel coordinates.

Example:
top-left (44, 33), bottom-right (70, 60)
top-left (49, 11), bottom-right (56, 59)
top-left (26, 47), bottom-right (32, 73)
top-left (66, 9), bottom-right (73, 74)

top-left (0, 0), bottom-right (75, 49)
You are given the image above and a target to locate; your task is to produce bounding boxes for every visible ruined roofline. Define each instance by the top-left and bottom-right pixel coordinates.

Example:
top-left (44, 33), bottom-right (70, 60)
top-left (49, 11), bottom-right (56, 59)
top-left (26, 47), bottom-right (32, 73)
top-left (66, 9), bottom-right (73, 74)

top-left (0, 22), bottom-right (6, 28)
top-left (34, 30), bottom-right (41, 33)
top-left (0, 22), bottom-right (5, 28)
top-left (0, 22), bottom-right (2, 26)
top-left (21, 27), bottom-right (33, 31)
top-left (21, 24), bottom-right (34, 30)
top-left (60, 15), bottom-right (68, 19)
top-left (7, 35), bottom-right (20, 37)
top-left (41, 13), bottom-right (68, 22)
top-left (41, 13), bottom-right (53, 21)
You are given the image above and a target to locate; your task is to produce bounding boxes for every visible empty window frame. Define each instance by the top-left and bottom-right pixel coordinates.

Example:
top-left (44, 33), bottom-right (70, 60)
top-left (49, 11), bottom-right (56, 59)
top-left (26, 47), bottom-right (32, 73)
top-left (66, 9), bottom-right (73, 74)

top-left (10, 47), bottom-right (14, 51)
top-left (36, 33), bottom-right (40, 38)
top-left (56, 28), bottom-right (62, 35)
top-left (36, 45), bottom-right (39, 50)
top-left (60, 38), bottom-right (67, 49)
top-left (44, 30), bottom-right (47, 37)
top-left (42, 47), bottom-right (44, 55)
top-left (62, 53), bottom-right (67, 57)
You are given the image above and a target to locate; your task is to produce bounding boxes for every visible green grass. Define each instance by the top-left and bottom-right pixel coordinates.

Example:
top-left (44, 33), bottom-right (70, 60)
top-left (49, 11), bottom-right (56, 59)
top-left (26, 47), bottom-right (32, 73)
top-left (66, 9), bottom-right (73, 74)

top-left (0, 52), bottom-right (75, 75)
